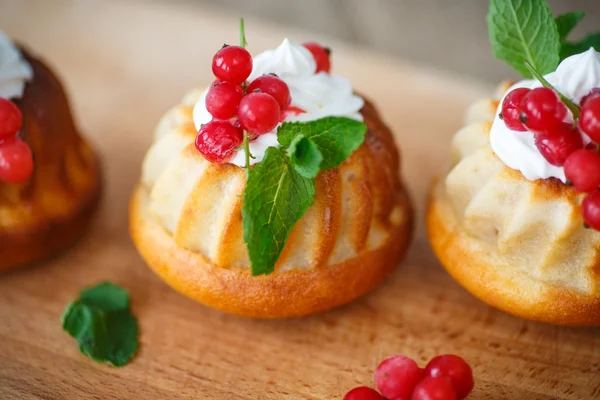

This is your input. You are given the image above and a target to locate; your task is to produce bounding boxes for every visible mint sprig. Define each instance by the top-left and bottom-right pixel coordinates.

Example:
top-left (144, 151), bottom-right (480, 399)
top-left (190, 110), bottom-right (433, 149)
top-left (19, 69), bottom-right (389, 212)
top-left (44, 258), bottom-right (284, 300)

top-left (62, 282), bottom-right (139, 367)
top-left (287, 134), bottom-right (323, 179)
top-left (278, 117), bottom-right (367, 170)
top-left (242, 117), bottom-right (366, 275)
top-left (555, 11), bottom-right (585, 42)
top-left (488, 0), bottom-right (600, 78)
top-left (487, 0), bottom-right (560, 77)
top-left (561, 33), bottom-right (600, 60)
top-left (243, 147), bottom-right (315, 276)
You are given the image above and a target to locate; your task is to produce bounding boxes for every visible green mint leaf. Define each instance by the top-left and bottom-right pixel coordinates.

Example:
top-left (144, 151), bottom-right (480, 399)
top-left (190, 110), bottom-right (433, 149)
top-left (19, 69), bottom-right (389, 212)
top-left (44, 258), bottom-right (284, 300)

top-left (62, 282), bottom-right (139, 367)
top-left (561, 33), bottom-right (600, 60)
top-left (242, 147), bottom-right (315, 275)
top-left (555, 11), bottom-right (585, 42)
top-left (287, 134), bottom-right (323, 179)
top-left (278, 117), bottom-right (367, 170)
top-left (487, 0), bottom-right (560, 77)
top-left (79, 281), bottom-right (129, 312)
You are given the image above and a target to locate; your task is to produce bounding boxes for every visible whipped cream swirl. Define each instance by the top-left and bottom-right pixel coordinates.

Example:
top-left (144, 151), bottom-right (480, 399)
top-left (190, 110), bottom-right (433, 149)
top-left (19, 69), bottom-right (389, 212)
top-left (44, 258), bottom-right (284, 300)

top-left (490, 48), bottom-right (600, 182)
top-left (193, 39), bottom-right (364, 167)
top-left (0, 30), bottom-right (32, 99)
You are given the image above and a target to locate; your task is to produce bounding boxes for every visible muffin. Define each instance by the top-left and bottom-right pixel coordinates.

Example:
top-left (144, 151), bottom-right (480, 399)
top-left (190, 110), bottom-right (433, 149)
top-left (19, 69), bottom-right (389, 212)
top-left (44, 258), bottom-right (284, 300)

top-left (130, 36), bottom-right (413, 318)
top-left (0, 31), bottom-right (101, 271)
top-left (427, 47), bottom-right (600, 326)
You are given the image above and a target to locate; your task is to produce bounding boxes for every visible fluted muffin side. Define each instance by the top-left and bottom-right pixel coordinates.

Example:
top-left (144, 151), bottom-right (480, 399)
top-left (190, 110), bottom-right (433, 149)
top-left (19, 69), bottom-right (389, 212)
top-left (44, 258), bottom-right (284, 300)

top-left (427, 82), bottom-right (600, 326)
top-left (139, 89), bottom-right (408, 273)
top-left (130, 90), bottom-right (413, 317)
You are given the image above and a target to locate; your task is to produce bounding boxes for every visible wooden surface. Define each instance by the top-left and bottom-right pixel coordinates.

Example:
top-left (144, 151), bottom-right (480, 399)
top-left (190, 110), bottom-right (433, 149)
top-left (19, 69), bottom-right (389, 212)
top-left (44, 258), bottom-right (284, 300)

top-left (0, 1), bottom-right (599, 399)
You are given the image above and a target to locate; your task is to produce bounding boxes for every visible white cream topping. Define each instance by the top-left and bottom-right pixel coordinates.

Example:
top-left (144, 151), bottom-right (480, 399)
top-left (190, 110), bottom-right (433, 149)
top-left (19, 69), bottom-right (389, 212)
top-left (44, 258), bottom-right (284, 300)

top-left (0, 30), bottom-right (32, 99)
top-left (490, 48), bottom-right (600, 182)
top-left (193, 38), bottom-right (364, 167)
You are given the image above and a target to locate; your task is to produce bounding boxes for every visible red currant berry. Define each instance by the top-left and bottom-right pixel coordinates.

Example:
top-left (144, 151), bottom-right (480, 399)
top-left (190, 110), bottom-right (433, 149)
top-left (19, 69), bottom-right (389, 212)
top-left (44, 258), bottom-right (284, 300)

top-left (412, 377), bottom-right (457, 400)
top-left (535, 123), bottom-right (583, 166)
top-left (579, 96), bottom-right (600, 143)
top-left (375, 355), bottom-right (423, 400)
top-left (520, 87), bottom-right (567, 132)
top-left (583, 192), bottom-right (600, 230)
top-left (580, 88), bottom-right (600, 107)
top-left (564, 149), bottom-right (600, 192)
top-left (205, 81), bottom-right (244, 119)
top-left (424, 355), bottom-right (473, 400)
top-left (212, 45), bottom-right (253, 85)
top-left (195, 120), bottom-right (243, 164)
top-left (0, 98), bottom-right (22, 140)
top-left (237, 92), bottom-right (280, 135)
top-left (247, 74), bottom-right (291, 110)
top-left (0, 137), bottom-right (33, 184)
top-left (343, 387), bottom-right (384, 400)
top-left (302, 42), bottom-right (331, 73)
top-left (500, 88), bottom-right (530, 131)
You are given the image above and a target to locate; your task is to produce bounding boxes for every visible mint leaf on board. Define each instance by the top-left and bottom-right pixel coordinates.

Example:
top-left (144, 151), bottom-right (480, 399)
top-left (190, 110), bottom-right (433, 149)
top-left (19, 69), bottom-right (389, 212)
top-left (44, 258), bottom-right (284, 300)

top-left (278, 117), bottom-right (367, 170)
top-left (561, 33), bottom-right (600, 60)
top-left (555, 11), bottom-right (585, 42)
top-left (287, 134), bottom-right (323, 179)
top-left (62, 282), bottom-right (139, 367)
top-left (242, 147), bottom-right (315, 275)
top-left (487, 0), bottom-right (560, 77)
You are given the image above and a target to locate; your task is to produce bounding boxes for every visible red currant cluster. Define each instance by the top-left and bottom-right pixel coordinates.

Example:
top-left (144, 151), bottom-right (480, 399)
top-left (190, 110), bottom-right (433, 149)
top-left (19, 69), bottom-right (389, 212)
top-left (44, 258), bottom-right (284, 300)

top-left (344, 354), bottom-right (474, 400)
top-left (501, 86), bottom-right (600, 230)
top-left (195, 42), bottom-right (331, 164)
top-left (0, 98), bottom-right (33, 184)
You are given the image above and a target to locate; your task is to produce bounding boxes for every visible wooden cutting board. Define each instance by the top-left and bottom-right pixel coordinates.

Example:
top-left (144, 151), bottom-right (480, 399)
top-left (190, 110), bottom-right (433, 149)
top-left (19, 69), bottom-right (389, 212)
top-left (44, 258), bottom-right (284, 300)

top-left (0, 1), bottom-right (598, 399)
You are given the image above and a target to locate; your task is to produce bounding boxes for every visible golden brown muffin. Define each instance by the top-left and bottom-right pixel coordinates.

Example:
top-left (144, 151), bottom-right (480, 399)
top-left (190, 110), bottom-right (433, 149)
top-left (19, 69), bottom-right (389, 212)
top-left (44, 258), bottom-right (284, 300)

top-left (0, 49), bottom-right (101, 271)
top-left (130, 89), bottom-right (412, 318)
top-left (427, 82), bottom-right (600, 326)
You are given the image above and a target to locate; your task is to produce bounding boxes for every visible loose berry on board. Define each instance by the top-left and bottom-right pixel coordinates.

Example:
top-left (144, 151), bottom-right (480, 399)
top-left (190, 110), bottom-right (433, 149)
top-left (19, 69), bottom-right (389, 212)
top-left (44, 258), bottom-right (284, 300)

top-left (302, 42), bottom-right (331, 73)
top-left (195, 120), bottom-right (243, 164)
top-left (520, 87), bottom-right (567, 132)
top-left (424, 355), bottom-right (474, 400)
top-left (343, 386), bottom-right (384, 400)
top-left (205, 81), bottom-right (244, 119)
top-left (579, 96), bottom-right (600, 143)
top-left (580, 88), bottom-right (600, 107)
top-left (0, 98), bottom-right (22, 140)
top-left (0, 137), bottom-right (33, 184)
top-left (412, 376), bottom-right (457, 400)
top-left (247, 74), bottom-right (292, 110)
top-left (583, 192), bottom-right (600, 230)
top-left (212, 45), bottom-right (253, 85)
top-left (500, 88), bottom-right (530, 131)
top-left (374, 355), bottom-right (423, 400)
top-left (237, 92), bottom-right (281, 135)
top-left (534, 123), bottom-right (583, 166)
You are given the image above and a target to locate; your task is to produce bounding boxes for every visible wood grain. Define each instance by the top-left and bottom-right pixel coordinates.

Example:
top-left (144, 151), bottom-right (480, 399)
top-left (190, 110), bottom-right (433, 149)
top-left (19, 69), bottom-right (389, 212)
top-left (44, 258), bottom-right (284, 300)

top-left (0, 0), bottom-right (599, 399)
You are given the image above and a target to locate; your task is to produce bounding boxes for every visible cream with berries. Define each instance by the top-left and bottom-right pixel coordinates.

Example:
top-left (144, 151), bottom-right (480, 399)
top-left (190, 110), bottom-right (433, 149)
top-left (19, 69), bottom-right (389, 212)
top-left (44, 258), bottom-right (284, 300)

top-left (0, 32), bottom-right (34, 184)
top-left (193, 37), bottom-right (364, 167)
top-left (494, 48), bottom-right (600, 230)
top-left (0, 97), bottom-right (33, 183)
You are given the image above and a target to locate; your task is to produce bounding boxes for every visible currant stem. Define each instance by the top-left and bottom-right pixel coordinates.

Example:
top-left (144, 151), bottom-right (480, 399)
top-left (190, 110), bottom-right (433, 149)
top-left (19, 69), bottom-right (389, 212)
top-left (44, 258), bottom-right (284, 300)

top-left (524, 60), bottom-right (580, 119)
top-left (243, 131), bottom-right (251, 178)
top-left (239, 17), bottom-right (253, 177)
top-left (239, 18), bottom-right (247, 49)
